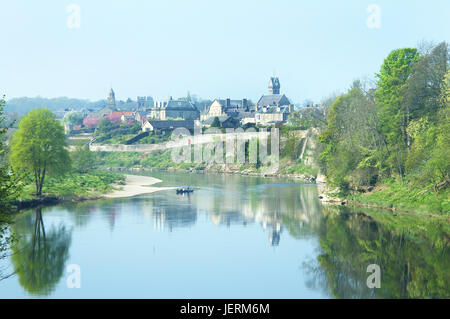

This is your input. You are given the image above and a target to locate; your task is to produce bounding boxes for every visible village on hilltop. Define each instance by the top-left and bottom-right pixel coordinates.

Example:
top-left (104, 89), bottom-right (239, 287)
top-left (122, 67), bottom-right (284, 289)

top-left (64, 77), bottom-right (298, 138)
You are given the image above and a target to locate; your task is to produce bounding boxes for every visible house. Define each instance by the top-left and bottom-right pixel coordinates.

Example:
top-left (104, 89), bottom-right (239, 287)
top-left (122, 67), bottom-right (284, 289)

top-left (193, 100), bottom-right (213, 113)
top-left (135, 111), bottom-right (148, 124)
top-left (201, 98), bottom-right (253, 121)
top-left (142, 120), bottom-right (196, 134)
top-left (150, 97), bottom-right (200, 120)
top-left (121, 112), bottom-right (135, 123)
top-left (96, 105), bottom-right (116, 117)
top-left (137, 96), bottom-right (154, 110)
top-left (255, 106), bottom-right (291, 125)
top-left (255, 77), bottom-right (293, 125)
top-left (241, 116), bottom-right (256, 125)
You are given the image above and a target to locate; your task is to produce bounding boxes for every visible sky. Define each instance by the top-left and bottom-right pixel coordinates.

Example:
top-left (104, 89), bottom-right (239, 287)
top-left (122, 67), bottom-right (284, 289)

top-left (0, 0), bottom-right (449, 104)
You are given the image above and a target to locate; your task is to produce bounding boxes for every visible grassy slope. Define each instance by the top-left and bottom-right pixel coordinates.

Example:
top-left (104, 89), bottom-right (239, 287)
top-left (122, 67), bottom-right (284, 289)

top-left (350, 179), bottom-right (450, 214)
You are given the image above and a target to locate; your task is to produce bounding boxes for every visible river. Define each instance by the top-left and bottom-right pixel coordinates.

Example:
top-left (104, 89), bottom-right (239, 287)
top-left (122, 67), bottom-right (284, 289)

top-left (0, 172), bottom-right (448, 298)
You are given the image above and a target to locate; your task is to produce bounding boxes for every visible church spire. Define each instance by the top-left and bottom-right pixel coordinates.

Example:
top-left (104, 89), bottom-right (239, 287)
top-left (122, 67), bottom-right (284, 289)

top-left (107, 87), bottom-right (116, 107)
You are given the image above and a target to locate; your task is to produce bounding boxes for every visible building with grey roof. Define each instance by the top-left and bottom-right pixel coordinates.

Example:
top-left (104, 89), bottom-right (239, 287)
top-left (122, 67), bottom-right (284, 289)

top-left (137, 96), bottom-right (154, 110)
top-left (201, 98), bottom-right (254, 122)
top-left (142, 119), bottom-right (196, 134)
top-left (150, 97), bottom-right (200, 121)
top-left (255, 77), bottom-right (293, 125)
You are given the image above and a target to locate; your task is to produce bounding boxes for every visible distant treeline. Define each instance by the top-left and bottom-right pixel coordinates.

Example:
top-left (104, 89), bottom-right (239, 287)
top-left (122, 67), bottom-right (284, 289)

top-left (5, 96), bottom-right (107, 114)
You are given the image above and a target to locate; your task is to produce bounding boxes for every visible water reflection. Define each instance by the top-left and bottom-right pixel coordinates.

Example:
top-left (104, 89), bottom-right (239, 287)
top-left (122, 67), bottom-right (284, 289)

top-left (306, 205), bottom-right (450, 298)
top-left (1, 172), bottom-right (448, 298)
top-left (115, 179), bottom-right (323, 247)
top-left (10, 208), bottom-right (72, 296)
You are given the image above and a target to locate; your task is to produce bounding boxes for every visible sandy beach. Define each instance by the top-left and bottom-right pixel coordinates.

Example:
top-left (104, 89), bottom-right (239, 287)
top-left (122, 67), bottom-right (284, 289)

top-left (103, 174), bottom-right (175, 198)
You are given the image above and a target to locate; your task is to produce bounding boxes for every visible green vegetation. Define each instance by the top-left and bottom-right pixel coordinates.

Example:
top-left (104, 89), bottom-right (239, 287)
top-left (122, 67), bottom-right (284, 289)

top-left (136, 133), bottom-right (170, 144)
top-left (0, 95), bottom-right (19, 280)
top-left (280, 161), bottom-right (318, 177)
top-left (319, 42), bottom-right (449, 213)
top-left (94, 127), bottom-right (320, 178)
top-left (17, 170), bottom-right (125, 200)
top-left (63, 111), bottom-right (84, 126)
top-left (279, 127), bottom-right (320, 178)
top-left (10, 108), bottom-right (71, 197)
top-left (0, 107), bottom-right (124, 205)
top-left (94, 118), bottom-right (141, 144)
top-left (0, 95), bottom-right (22, 208)
top-left (350, 179), bottom-right (450, 214)
top-left (287, 106), bottom-right (327, 130)
top-left (14, 140), bottom-right (124, 201)
top-left (71, 142), bottom-right (98, 173)
top-left (96, 150), bottom-right (205, 171)
top-left (5, 96), bottom-right (106, 115)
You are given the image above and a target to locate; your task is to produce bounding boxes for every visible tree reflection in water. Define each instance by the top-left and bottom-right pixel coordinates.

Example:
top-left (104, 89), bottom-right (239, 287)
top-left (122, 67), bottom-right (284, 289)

top-left (10, 208), bottom-right (72, 296)
top-left (304, 205), bottom-right (450, 299)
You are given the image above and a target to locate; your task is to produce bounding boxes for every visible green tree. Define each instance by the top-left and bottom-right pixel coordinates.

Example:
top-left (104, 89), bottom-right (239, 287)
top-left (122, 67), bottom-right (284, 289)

top-left (63, 111), bottom-right (83, 126)
top-left (319, 81), bottom-right (382, 190)
top-left (95, 117), bottom-right (114, 136)
top-left (374, 48), bottom-right (420, 176)
top-left (402, 42), bottom-right (448, 124)
top-left (71, 142), bottom-right (97, 173)
top-left (0, 95), bottom-right (22, 207)
top-left (10, 108), bottom-right (71, 197)
top-left (406, 69), bottom-right (450, 188)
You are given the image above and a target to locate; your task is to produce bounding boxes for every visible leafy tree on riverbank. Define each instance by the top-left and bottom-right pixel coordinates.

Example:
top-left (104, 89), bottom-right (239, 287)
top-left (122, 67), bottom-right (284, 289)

top-left (9, 108), bottom-right (71, 197)
top-left (319, 81), bottom-right (382, 190)
top-left (319, 42), bottom-right (449, 201)
top-left (374, 48), bottom-right (420, 177)
top-left (0, 95), bottom-right (21, 207)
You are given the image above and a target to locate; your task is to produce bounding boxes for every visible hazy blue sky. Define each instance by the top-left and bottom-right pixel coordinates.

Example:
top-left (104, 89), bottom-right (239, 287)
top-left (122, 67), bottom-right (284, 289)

top-left (0, 0), bottom-right (449, 103)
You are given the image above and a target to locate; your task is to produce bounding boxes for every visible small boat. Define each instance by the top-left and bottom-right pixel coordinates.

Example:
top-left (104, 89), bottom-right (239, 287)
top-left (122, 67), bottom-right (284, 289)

top-left (176, 187), bottom-right (194, 194)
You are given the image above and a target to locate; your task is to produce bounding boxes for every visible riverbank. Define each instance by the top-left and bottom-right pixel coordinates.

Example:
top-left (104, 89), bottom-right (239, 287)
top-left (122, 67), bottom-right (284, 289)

top-left (103, 174), bottom-right (175, 198)
top-left (349, 181), bottom-right (450, 214)
top-left (101, 166), bottom-right (318, 183)
top-left (9, 172), bottom-right (174, 211)
top-left (319, 179), bottom-right (449, 215)
top-left (95, 148), bottom-right (320, 183)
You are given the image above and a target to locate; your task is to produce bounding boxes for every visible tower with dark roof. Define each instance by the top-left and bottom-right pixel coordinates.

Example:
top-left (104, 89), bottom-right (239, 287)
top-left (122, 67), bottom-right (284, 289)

top-left (107, 88), bottom-right (116, 107)
top-left (268, 77), bottom-right (280, 94)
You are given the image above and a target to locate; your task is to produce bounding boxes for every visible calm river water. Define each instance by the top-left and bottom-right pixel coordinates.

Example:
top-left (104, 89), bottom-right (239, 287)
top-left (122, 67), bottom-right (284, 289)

top-left (0, 172), bottom-right (448, 298)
